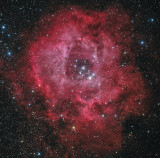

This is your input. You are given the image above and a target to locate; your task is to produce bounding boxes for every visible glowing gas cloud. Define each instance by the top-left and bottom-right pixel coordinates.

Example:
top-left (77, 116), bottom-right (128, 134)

top-left (1, 6), bottom-right (149, 157)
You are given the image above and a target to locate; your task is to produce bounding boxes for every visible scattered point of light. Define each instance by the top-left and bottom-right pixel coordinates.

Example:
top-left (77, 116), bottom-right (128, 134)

top-left (72, 126), bottom-right (76, 131)
top-left (37, 152), bottom-right (41, 156)
top-left (46, 100), bottom-right (50, 103)
top-left (123, 51), bottom-right (127, 55)
top-left (1, 25), bottom-right (6, 30)
top-left (20, 140), bottom-right (24, 143)
top-left (88, 76), bottom-right (92, 80)
top-left (60, 114), bottom-right (63, 117)
top-left (91, 73), bottom-right (95, 77)
top-left (150, 18), bottom-right (154, 22)
top-left (28, 103), bottom-right (31, 106)
top-left (140, 40), bottom-right (144, 45)
top-left (7, 34), bottom-right (11, 37)
top-left (101, 114), bottom-right (105, 118)
top-left (84, 59), bottom-right (87, 63)
top-left (7, 51), bottom-right (12, 56)
top-left (81, 66), bottom-right (86, 70)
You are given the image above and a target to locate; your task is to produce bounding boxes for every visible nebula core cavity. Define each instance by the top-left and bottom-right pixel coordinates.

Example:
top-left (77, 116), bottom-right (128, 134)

top-left (4, 6), bottom-right (149, 156)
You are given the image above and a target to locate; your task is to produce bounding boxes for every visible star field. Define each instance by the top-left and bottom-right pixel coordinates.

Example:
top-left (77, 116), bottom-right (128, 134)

top-left (0, 0), bottom-right (160, 158)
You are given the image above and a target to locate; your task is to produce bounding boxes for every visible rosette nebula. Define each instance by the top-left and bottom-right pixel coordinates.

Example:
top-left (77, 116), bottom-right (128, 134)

top-left (2, 6), bottom-right (149, 157)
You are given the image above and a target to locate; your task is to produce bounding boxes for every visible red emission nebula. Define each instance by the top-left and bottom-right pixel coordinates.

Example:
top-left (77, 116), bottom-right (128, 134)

top-left (2, 6), bottom-right (150, 156)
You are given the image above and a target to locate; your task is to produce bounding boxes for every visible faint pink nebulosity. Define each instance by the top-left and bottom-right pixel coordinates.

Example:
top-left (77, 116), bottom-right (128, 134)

top-left (3, 6), bottom-right (149, 156)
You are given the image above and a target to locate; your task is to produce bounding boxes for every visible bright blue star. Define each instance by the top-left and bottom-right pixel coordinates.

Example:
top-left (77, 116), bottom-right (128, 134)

top-left (1, 25), bottom-right (6, 30)
top-left (7, 51), bottom-right (12, 56)
top-left (37, 152), bottom-right (41, 156)
top-left (101, 114), bottom-right (105, 118)
top-left (140, 40), bottom-right (144, 45)
top-left (8, 34), bottom-right (11, 37)
top-left (150, 18), bottom-right (154, 22)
